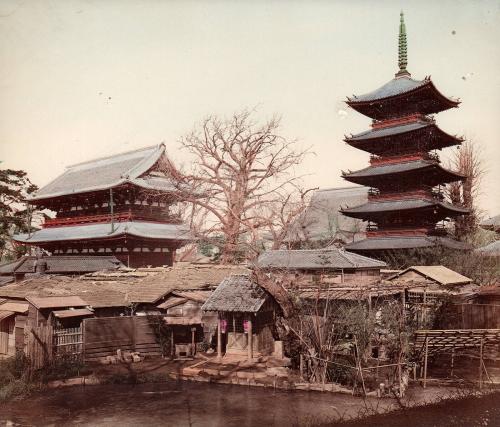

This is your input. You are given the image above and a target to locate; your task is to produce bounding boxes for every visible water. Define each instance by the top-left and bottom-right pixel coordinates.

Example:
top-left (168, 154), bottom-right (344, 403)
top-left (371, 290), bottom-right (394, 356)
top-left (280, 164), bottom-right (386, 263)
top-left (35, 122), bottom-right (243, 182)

top-left (0, 381), bottom-right (384, 426)
top-left (1, 382), bottom-right (498, 426)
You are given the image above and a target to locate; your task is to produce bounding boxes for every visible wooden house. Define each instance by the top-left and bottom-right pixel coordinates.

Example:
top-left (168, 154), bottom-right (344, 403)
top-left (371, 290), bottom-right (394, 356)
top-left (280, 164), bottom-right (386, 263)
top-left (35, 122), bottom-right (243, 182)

top-left (0, 300), bottom-right (29, 357)
top-left (202, 275), bottom-right (277, 361)
top-left (257, 247), bottom-right (386, 284)
top-left (25, 295), bottom-right (93, 328)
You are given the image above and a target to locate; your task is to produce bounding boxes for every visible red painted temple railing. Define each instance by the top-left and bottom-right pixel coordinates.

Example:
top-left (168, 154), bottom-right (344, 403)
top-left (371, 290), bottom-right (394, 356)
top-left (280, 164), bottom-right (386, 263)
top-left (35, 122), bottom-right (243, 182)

top-left (368, 189), bottom-right (444, 202)
top-left (369, 151), bottom-right (440, 166)
top-left (366, 226), bottom-right (448, 238)
top-left (43, 212), bottom-right (182, 228)
top-left (371, 113), bottom-right (432, 130)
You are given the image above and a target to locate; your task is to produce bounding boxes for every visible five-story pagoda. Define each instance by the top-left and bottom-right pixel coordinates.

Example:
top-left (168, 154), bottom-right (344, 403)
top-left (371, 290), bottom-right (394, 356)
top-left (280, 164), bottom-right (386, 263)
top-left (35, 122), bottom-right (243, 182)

top-left (340, 13), bottom-right (469, 255)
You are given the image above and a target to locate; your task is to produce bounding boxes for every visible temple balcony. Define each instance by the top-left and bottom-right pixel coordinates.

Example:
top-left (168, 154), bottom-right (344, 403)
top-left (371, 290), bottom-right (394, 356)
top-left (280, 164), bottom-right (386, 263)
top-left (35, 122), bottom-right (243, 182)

top-left (369, 151), bottom-right (440, 166)
top-left (43, 211), bottom-right (183, 228)
top-left (371, 113), bottom-right (434, 130)
top-left (366, 225), bottom-right (449, 238)
top-left (367, 188), bottom-right (444, 202)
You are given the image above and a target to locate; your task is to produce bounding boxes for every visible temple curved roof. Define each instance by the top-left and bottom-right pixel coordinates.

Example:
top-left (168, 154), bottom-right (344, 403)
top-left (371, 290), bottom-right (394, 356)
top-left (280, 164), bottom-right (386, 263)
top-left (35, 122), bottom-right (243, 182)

top-left (13, 221), bottom-right (192, 244)
top-left (342, 160), bottom-right (465, 186)
top-left (29, 144), bottom-right (177, 202)
top-left (345, 121), bottom-right (462, 155)
top-left (346, 76), bottom-right (459, 120)
top-left (345, 236), bottom-right (470, 251)
top-left (341, 199), bottom-right (469, 219)
top-left (348, 76), bottom-right (428, 102)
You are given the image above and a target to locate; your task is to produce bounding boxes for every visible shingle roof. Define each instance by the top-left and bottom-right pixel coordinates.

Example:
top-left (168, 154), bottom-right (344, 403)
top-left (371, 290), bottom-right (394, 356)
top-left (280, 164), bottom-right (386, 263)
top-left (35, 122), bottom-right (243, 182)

top-left (391, 266), bottom-right (471, 286)
top-left (26, 295), bottom-right (88, 309)
top-left (0, 259), bottom-right (26, 275)
top-left (1, 256), bottom-right (123, 274)
top-left (202, 275), bottom-right (269, 313)
top-left (29, 144), bottom-right (176, 201)
top-left (346, 236), bottom-right (470, 251)
top-left (13, 221), bottom-right (192, 244)
top-left (0, 264), bottom-right (249, 307)
top-left (0, 276), bottom-right (14, 286)
top-left (256, 247), bottom-right (386, 270)
top-left (52, 308), bottom-right (94, 318)
top-left (341, 199), bottom-right (469, 216)
top-left (284, 186), bottom-right (368, 244)
top-left (0, 301), bottom-right (29, 313)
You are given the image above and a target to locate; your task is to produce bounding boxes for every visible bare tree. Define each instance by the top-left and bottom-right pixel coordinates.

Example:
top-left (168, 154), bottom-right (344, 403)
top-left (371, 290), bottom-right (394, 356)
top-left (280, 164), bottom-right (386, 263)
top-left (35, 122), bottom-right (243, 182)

top-left (164, 110), bottom-right (310, 263)
top-left (447, 140), bottom-right (485, 241)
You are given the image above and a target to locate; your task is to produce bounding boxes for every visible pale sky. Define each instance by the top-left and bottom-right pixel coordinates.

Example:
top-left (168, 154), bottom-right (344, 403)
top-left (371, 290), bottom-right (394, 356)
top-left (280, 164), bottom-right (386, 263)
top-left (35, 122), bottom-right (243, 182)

top-left (1, 0), bottom-right (499, 216)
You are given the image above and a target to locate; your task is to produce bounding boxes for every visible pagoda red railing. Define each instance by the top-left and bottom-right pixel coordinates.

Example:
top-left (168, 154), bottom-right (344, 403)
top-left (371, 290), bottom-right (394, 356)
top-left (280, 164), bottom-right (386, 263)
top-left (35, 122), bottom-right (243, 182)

top-left (369, 151), bottom-right (440, 166)
top-left (368, 189), bottom-right (442, 202)
top-left (371, 113), bottom-right (431, 130)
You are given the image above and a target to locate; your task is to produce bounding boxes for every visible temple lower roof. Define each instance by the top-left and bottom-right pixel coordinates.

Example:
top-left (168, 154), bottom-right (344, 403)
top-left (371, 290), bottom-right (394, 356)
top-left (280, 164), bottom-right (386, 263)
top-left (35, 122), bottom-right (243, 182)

top-left (345, 236), bottom-right (471, 251)
top-left (13, 221), bottom-right (192, 244)
top-left (341, 199), bottom-right (469, 218)
top-left (343, 160), bottom-right (465, 186)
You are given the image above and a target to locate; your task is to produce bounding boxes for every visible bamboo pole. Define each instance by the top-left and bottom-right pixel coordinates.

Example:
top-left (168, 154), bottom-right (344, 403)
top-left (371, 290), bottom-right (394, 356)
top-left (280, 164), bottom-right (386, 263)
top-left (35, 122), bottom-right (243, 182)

top-left (423, 336), bottom-right (429, 388)
top-left (479, 338), bottom-right (484, 389)
top-left (247, 317), bottom-right (253, 361)
top-left (217, 314), bottom-right (222, 359)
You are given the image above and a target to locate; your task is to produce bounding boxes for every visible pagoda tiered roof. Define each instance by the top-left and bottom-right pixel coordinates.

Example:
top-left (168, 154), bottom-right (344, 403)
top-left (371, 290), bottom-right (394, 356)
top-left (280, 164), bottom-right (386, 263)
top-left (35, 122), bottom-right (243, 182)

top-left (13, 221), bottom-right (192, 244)
top-left (346, 236), bottom-right (471, 251)
top-left (345, 121), bottom-right (463, 155)
top-left (346, 76), bottom-right (459, 120)
top-left (342, 160), bottom-right (465, 187)
top-left (341, 199), bottom-right (469, 220)
top-left (29, 144), bottom-right (177, 202)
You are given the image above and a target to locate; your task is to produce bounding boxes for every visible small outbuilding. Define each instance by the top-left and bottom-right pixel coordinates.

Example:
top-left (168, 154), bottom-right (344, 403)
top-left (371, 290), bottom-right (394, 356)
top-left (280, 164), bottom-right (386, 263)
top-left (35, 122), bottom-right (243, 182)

top-left (389, 265), bottom-right (471, 287)
top-left (26, 295), bottom-right (92, 328)
top-left (202, 275), bottom-right (277, 361)
top-left (0, 300), bottom-right (29, 357)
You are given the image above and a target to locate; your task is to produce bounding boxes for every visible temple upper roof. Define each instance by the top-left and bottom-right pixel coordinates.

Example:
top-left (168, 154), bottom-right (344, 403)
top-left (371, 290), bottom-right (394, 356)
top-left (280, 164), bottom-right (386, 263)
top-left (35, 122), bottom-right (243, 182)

top-left (29, 144), bottom-right (177, 202)
top-left (13, 220), bottom-right (192, 244)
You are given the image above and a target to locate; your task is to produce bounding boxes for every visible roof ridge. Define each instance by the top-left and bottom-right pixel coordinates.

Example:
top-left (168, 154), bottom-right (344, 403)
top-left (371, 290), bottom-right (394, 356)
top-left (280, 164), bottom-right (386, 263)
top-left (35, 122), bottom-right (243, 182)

top-left (66, 144), bottom-right (163, 169)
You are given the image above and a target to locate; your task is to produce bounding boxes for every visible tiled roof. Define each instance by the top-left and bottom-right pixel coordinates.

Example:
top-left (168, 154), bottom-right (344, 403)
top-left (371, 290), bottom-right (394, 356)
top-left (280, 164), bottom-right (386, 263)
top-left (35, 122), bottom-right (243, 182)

top-left (13, 221), bottom-right (192, 244)
top-left (390, 265), bottom-right (471, 286)
top-left (476, 240), bottom-right (500, 257)
top-left (29, 144), bottom-right (176, 201)
top-left (284, 186), bottom-right (368, 244)
top-left (343, 160), bottom-right (465, 181)
top-left (202, 275), bottom-right (269, 313)
top-left (0, 259), bottom-right (26, 275)
top-left (346, 236), bottom-right (470, 251)
top-left (348, 76), bottom-right (428, 103)
top-left (348, 122), bottom-right (430, 140)
top-left (0, 301), bottom-right (29, 313)
top-left (480, 214), bottom-right (500, 231)
top-left (256, 247), bottom-right (386, 270)
top-left (341, 199), bottom-right (469, 215)
top-left (2, 256), bottom-right (123, 274)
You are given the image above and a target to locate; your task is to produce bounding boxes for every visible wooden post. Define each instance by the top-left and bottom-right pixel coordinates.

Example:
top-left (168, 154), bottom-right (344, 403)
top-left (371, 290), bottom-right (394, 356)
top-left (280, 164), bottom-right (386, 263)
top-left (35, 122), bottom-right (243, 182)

top-left (479, 337), bottom-right (484, 389)
top-left (170, 328), bottom-right (175, 358)
top-left (450, 348), bottom-right (455, 377)
top-left (191, 327), bottom-right (196, 356)
top-left (300, 354), bottom-right (304, 380)
top-left (423, 336), bottom-right (429, 389)
top-left (217, 314), bottom-right (222, 359)
top-left (247, 316), bottom-right (253, 361)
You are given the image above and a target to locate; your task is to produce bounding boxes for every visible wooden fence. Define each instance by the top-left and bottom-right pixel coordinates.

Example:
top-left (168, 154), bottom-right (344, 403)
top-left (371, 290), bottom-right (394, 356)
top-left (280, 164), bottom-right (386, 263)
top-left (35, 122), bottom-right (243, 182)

top-left (440, 304), bottom-right (500, 330)
top-left (83, 316), bottom-right (162, 361)
top-left (25, 325), bottom-right (53, 369)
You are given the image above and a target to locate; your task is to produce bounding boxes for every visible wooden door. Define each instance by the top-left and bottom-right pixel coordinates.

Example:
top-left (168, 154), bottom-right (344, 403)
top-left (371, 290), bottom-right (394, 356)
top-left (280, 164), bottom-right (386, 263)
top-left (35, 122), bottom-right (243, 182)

top-left (0, 318), bottom-right (9, 355)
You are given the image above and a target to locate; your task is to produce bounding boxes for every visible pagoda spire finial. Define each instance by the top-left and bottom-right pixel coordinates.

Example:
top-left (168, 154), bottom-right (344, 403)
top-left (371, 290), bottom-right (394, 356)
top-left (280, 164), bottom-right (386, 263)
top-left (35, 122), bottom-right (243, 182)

top-left (396, 11), bottom-right (410, 77)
